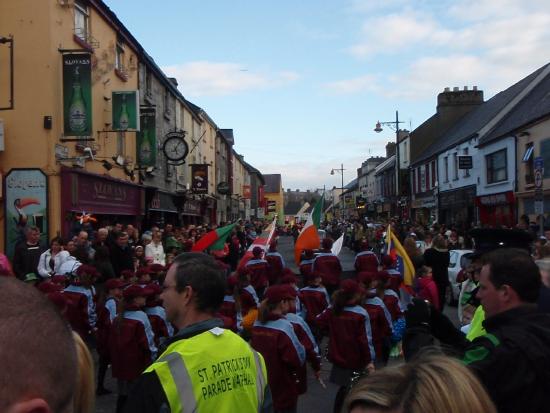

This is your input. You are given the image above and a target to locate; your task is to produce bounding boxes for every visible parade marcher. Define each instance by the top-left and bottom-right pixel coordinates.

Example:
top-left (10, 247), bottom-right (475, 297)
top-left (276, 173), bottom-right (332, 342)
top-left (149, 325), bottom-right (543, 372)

top-left (245, 246), bottom-right (270, 299)
top-left (281, 268), bottom-right (305, 319)
top-left (96, 278), bottom-right (125, 396)
top-left (252, 284), bottom-right (306, 413)
top-left (316, 279), bottom-right (376, 413)
top-left (56, 249), bottom-right (82, 277)
top-left (416, 266), bottom-right (440, 311)
top-left (265, 239), bottom-right (286, 285)
top-left (404, 246), bottom-right (550, 413)
top-left (423, 234), bottom-right (450, 311)
top-left (124, 252), bottom-right (271, 413)
top-left (63, 264), bottom-right (98, 340)
top-left (312, 238), bottom-right (342, 296)
top-left (284, 285), bottom-right (322, 396)
top-left (298, 249), bottom-right (315, 278)
top-left (110, 284), bottom-right (157, 413)
top-left (136, 266), bottom-right (152, 288)
top-left (300, 271), bottom-right (331, 336)
top-left (143, 283), bottom-right (174, 345)
top-left (354, 241), bottom-right (379, 273)
top-left (12, 225), bottom-right (44, 280)
top-left (239, 268), bottom-right (261, 332)
top-left (0, 277), bottom-right (77, 413)
top-left (218, 274), bottom-right (243, 332)
top-left (37, 236), bottom-right (64, 278)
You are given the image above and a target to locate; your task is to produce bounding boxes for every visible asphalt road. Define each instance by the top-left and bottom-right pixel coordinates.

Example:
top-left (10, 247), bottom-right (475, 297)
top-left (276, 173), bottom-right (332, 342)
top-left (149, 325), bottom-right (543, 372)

top-left (95, 235), bottom-right (459, 412)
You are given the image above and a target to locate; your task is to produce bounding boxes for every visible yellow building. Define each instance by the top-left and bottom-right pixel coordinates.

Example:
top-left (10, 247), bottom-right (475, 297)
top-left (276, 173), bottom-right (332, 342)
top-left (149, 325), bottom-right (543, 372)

top-left (263, 174), bottom-right (285, 225)
top-left (0, 0), bottom-right (142, 256)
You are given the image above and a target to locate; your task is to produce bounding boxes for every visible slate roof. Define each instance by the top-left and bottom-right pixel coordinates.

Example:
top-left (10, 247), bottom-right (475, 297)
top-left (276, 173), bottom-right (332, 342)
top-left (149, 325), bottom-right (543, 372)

top-left (375, 155), bottom-right (395, 174)
top-left (264, 174), bottom-right (282, 193)
top-left (413, 64), bottom-right (549, 165)
top-left (284, 201), bottom-right (304, 215)
top-left (479, 64), bottom-right (550, 145)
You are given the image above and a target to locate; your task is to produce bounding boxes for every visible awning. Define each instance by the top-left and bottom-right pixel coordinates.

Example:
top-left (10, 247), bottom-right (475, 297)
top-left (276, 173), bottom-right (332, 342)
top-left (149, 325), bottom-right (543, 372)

top-left (522, 145), bottom-right (534, 162)
top-left (147, 190), bottom-right (178, 213)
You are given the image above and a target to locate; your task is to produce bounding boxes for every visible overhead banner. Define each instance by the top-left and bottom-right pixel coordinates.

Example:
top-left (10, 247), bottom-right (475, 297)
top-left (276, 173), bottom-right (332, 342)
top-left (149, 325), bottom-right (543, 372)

top-left (112, 91), bottom-right (139, 131)
top-left (191, 164), bottom-right (209, 194)
top-left (4, 169), bottom-right (49, 259)
top-left (137, 107), bottom-right (156, 166)
top-left (63, 54), bottom-right (92, 136)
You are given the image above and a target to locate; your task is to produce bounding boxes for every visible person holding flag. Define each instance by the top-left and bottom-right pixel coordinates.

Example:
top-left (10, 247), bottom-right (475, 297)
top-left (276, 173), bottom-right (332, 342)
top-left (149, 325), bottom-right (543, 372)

top-left (384, 224), bottom-right (416, 309)
top-left (294, 195), bottom-right (324, 265)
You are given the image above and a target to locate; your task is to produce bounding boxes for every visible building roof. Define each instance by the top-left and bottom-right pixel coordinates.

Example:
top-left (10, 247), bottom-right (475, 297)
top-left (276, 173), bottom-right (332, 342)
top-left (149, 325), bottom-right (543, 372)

top-left (413, 64), bottom-right (549, 165)
top-left (479, 64), bottom-right (550, 145)
top-left (264, 174), bottom-right (282, 193)
top-left (240, 158), bottom-right (265, 185)
top-left (375, 155), bottom-right (396, 175)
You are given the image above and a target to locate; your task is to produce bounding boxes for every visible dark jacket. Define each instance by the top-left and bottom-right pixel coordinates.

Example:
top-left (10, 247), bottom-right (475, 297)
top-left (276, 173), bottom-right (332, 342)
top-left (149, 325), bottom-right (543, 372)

top-left (12, 241), bottom-right (44, 279)
top-left (109, 244), bottom-right (134, 276)
top-left (312, 252), bottom-right (342, 288)
top-left (423, 248), bottom-right (450, 288)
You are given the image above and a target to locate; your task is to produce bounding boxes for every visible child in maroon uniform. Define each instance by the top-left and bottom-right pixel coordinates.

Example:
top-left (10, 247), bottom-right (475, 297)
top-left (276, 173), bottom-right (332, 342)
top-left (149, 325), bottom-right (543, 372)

top-left (251, 285), bottom-right (305, 413)
top-left (109, 284), bottom-right (157, 413)
top-left (416, 265), bottom-right (440, 311)
top-left (245, 246), bottom-right (270, 299)
top-left (354, 241), bottom-right (380, 273)
top-left (316, 279), bottom-right (376, 413)
top-left (299, 271), bottom-right (330, 336)
top-left (299, 249), bottom-right (315, 278)
top-left (218, 274), bottom-right (242, 332)
top-left (143, 283), bottom-right (174, 346)
top-left (312, 238), bottom-right (343, 296)
top-left (63, 264), bottom-right (98, 341)
top-left (265, 240), bottom-right (285, 285)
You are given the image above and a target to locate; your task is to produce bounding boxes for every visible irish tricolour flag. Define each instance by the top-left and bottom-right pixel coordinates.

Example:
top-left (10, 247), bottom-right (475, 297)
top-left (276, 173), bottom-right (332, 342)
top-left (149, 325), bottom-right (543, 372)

top-left (192, 223), bottom-right (237, 252)
top-left (294, 194), bottom-right (324, 264)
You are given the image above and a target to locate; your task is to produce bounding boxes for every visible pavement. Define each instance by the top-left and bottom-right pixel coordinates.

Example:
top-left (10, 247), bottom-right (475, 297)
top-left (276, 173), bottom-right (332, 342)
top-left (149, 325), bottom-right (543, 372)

top-left (95, 235), bottom-right (458, 412)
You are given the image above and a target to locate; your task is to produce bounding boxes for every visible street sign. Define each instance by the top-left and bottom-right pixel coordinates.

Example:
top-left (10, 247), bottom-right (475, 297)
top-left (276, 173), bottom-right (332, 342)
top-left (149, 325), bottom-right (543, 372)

top-left (535, 156), bottom-right (544, 172)
top-left (458, 155), bottom-right (473, 169)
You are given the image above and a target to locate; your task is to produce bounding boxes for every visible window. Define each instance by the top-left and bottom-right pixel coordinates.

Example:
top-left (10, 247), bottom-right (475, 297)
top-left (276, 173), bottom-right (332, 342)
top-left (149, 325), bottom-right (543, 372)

top-left (74, 0), bottom-right (89, 42)
top-left (425, 163), bottom-right (430, 189)
top-left (541, 139), bottom-right (550, 178)
top-left (444, 157), bottom-right (449, 182)
top-left (145, 70), bottom-right (152, 97)
top-left (115, 37), bottom-right (125, 71)
top-left (524, 143), bottom-right (535, 184)
top-left (403, 141), bottom-right (408, 162)
top-left (463, 148), bottom-right (470, 177)
top-left (117, 132), bottom-right (126, 156)
top-left (164, 88), bottom-right (171, 116)
top-left (431, 161), bottom-right (436, 187)
top-left (412, 169), bottom-right (417, 194)
top-left (486, 149), bottom-right (507, 184)
top-left (453, 153), bottom-right (459, 180)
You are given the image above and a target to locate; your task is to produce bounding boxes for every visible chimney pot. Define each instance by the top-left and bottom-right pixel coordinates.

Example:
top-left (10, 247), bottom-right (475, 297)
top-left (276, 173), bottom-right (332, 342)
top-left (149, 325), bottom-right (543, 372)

top-left (473, 85), bottom-right (478, 91)
top-left (444, 87), bottom-right (450, 92)
top-left (453, 87), bottom-right (459, 92)
top-left (464, 86), bottom-right (468, 91)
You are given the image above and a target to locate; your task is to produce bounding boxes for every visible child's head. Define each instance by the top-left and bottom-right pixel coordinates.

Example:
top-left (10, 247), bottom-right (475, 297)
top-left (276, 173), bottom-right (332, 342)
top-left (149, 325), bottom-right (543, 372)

top-left (417, 266), bottom-right (433, 278)
top-left (306, 271), bottom-right (322, 287)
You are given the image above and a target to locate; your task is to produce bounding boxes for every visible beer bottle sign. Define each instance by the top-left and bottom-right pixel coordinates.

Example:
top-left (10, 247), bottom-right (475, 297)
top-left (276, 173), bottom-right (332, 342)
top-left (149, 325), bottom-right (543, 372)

top-left (112, 91), bottom-right (139, 131)
top-left (139, 117), bottom-right (152, 164)
top-left (63, 54), bottom-right (92, 136)
top-left (138, 107), bottom-right (156, 166)
top-left (68, 67), bottom-right (87, 133)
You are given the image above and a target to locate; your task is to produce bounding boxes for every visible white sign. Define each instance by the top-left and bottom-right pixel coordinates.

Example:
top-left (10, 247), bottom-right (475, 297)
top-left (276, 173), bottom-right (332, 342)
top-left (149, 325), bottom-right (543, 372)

top-left (0, 119), bottom-right (4, 151)
top-left (257, 208), bottom-right (265, 218)
top-left (535, 200), bottom-right (544, 215)
top-left (55, 143), bottom-right (69, 160)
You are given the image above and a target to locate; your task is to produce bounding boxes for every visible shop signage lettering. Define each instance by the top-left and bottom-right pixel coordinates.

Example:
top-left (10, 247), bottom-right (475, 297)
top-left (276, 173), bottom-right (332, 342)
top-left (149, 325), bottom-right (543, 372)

top-left (93, 182), bottom-right (127, 201)
top-left (150, 193), bottom-right (161, 209)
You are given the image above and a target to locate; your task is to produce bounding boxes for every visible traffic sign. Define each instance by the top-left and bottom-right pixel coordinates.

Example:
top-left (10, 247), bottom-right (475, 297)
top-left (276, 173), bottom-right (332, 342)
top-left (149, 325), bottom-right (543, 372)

top-left (535, 156), bottom-right (544, 172)
top-left (535, 200), bottom-right (544, 215)
top-left (535, 170), bottom-right (543, 189)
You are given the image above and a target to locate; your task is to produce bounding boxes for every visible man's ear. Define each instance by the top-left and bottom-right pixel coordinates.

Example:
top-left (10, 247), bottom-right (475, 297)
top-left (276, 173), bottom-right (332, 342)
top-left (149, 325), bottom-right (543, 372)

top-left (6, 398), bottom-right (52, 413)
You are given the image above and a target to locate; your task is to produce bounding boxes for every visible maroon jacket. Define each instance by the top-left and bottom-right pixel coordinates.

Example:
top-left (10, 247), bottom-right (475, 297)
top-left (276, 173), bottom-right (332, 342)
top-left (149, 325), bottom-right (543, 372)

top-left (218, 294), bottom-right (241, 332)
top-left (312, 252), bottom-right (342, 288)
top-left (144, 303), bottom-right (174, 346)
top-left (417, 277), bottom-right (440, 311)
top-left (383, 290), bottom-right (403, 321)
top-left (63, 284), bottom-right (96, 339)
top-left (245, 259), bottom-right (270, 290)
top-left (354, 251), bottom-right (379, 273)
top-left (363, 298), bottom-right (392, 359)
top-left (316, 305), bottom-right (375, 369)
top-left (96, 296), bottom-right (117, 358)
top-left (240, 285), bottom-right (260, 316)
top-left (109, 305), bottom-right (157, 381)
top-left (251, 314), bottom-right (305, 410)
top-left (286, 312), bottom-right (321, 394)
top-left (299, 259), bottom-right (314, 277)
top-left (299, 286), bottom-right (330, 326)
top-left (265, 252), bottom-right (285, 284)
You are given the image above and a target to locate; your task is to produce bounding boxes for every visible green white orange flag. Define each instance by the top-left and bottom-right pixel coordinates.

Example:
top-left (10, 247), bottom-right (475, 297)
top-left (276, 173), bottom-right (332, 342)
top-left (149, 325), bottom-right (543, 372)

top-left (191, 223), bottom-right (237, 252)
top-left (294, 194), bottom-right (324, 264)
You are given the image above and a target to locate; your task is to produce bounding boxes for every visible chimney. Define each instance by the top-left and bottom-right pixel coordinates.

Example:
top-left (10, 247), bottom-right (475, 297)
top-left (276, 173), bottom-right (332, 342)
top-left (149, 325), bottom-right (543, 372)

top-left (385, 142), bottom-right (396, 158)
top-left (437, 86), bottom-right (484, 114)
top-left (168, 77), bottom-right (178, 87)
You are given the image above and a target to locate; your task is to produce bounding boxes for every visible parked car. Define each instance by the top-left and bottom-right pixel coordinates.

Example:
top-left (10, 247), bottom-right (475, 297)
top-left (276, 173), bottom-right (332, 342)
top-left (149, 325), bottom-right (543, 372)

top-left (447, 249), bottom-right (473, 305)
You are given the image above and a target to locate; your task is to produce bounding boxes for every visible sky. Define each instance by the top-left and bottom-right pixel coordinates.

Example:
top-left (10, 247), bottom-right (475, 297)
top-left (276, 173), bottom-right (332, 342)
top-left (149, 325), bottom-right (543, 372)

top-left (108, 0), bottom-right (550, 191)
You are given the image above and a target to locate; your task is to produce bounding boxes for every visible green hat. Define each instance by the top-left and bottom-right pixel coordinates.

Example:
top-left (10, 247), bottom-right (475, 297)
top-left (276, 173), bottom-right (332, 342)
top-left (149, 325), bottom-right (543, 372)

top-left (24, 273), bottom-right (39, 283)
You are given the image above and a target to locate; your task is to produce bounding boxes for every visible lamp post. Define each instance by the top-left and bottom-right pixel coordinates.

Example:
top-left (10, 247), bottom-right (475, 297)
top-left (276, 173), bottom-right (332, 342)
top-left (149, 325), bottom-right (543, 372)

top-left (374, 111), bottom-right (404, 216)
top-left (330, 164), bottom-right (345, 220)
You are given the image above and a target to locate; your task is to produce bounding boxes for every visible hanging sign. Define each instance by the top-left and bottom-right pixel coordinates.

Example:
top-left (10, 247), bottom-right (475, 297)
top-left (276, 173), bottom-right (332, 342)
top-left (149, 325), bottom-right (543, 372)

top-left (63, 54), bottom-right (92, 136)
top-left (112, 91), bottom-right (139, 131)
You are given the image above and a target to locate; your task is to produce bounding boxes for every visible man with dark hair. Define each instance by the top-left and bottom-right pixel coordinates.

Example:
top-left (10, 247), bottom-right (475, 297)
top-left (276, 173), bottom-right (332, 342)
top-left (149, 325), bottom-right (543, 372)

top-left (109, 231), bottom-right (133, 276)
top-left (124, 252), bottom-right (273, 413)
top-left (405, 247), bottom-right (550, 413)
top-left (0, 277), bottom-right (77, 412)
top-left (12, 225), bottom-right (44, 280)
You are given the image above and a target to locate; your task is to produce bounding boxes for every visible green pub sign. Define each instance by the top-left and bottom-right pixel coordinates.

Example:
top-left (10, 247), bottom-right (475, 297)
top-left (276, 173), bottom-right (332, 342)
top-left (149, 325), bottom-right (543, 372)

top-left (63, 54), bottom-right (92, 136)
top-left (112, 91), bottom-right (139, 131)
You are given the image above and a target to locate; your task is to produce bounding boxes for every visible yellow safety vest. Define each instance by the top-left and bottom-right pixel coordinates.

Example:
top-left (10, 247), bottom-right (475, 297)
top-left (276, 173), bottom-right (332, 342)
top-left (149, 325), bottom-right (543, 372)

top-left (466, 306), bottom-right (486, 341)
top-left (145, 327), bottom-right (268, 413)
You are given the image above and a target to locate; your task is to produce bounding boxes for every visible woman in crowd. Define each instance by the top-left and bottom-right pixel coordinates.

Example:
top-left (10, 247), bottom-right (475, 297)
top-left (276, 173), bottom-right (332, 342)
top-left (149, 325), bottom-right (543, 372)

top-left (423, 234), bottom-right (450, 311)
top-left (343, 353), bottom-right (496, 413)
top-left (37, 237), bottom-right (64, 278)
top-left (403, 237), bottom-right (424, 271)
top-left (145, 231), bottom-right (165, 266)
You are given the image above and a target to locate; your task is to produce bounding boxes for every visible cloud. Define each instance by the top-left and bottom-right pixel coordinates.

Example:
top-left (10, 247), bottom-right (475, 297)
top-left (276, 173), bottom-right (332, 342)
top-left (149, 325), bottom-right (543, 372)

top-left (162, 61), bottom-right (300, 97)
top-left (323, 74), bottom-right (379, 94)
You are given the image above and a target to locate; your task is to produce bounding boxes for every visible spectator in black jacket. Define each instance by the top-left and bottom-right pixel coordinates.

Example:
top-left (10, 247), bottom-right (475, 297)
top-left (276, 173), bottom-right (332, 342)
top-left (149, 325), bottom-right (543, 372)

top-left (404, 248), bottom-right (550, 413)
top-left (109, 232), bottom-right (133, 277)
top-left (12, 226), bottom-right (44, 280)
top-left (423, 235), bottom-right (450, 310)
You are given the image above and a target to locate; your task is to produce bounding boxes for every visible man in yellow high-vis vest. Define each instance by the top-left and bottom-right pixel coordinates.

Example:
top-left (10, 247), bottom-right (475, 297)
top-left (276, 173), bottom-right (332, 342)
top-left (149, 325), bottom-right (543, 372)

top-left (124, 252), bottom-right (273, 413)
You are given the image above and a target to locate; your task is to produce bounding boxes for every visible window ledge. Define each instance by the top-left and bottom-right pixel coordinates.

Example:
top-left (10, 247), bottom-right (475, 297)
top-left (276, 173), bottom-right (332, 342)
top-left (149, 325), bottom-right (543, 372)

top-left (73, 34), bottom-right (94, 52)
top-left (485, 180), bottom-right (509, 187)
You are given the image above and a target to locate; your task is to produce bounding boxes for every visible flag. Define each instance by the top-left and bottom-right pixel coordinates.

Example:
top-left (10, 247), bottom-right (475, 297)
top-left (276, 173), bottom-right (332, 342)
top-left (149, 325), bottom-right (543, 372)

top-left (331, 234), bottom-right (344, 256)
top-left (191, 223), bottom-right (237, 252)
top-left (385, 225), bottom-right (415, 286)
top-left (294, 194), bottom-right (324, 264)
top-left (238, 218), bottom-right (277, 269)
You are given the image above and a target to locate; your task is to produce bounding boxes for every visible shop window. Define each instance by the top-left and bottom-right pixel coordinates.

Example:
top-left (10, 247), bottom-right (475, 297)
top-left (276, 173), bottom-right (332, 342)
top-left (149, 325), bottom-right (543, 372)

top-left (444, 157), bottom-right (449, 182)
top-left (541, 139), bottom-right (550, 178)
top-left (431, 161), bottom-right (436, 187)
top-left (486, 149), bottom-right (507, 184)
top-left (412, 169), bottom-right (417, 194)
top-left (145, 69), bottom-right (153, 97)
top-left (523, 143), bottom-right (535, 184)
top-left (74, 0), bottom-right (89, 42)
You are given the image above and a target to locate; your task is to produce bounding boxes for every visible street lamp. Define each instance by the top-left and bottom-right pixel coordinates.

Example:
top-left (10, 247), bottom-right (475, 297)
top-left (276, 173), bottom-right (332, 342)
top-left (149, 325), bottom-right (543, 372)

top-left (374, 110), bottom-right (404, 216)
top-left (330, 164), bottom-right (345, 220)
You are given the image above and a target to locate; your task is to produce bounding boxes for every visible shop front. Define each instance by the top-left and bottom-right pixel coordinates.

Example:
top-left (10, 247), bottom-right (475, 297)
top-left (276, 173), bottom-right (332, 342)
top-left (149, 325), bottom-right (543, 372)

top-left (181, 198), bottom-right (202, 226)
top-left (438, 185), bottom-right (476, 228)
top-left (411, 195), bottom-right (436, 226)
top-left (145, 189), bottom-right (180, 228)
top-left (60, 168), bottom-right (144, 238)
top-left (204, 196), bottom-right (217, 225)
top-left (476, 191), bottom-right (515, 228)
